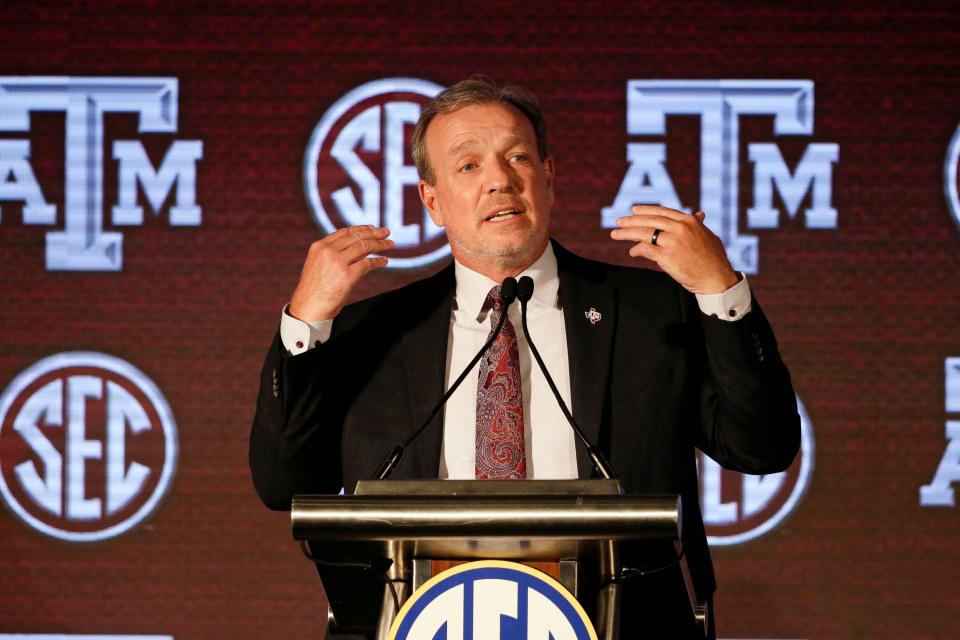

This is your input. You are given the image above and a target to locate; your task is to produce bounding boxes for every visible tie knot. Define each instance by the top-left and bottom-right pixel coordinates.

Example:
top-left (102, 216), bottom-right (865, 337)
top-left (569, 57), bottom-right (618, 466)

top-left (485, 285), bottom-right (505, 325)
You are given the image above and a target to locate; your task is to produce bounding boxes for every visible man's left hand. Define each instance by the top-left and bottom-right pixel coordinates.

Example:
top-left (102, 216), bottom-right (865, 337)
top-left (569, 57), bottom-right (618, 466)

top-left (610, 205), bottom-right (739, 294)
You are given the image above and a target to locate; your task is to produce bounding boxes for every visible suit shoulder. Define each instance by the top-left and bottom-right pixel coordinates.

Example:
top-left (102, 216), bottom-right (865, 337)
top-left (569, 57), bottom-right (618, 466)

top-left (555, 243), bottom-right (681, 296)
top-left (553, 242), bottom-right (691, 327)
top-left (335, 263), bottom-right (454, 328)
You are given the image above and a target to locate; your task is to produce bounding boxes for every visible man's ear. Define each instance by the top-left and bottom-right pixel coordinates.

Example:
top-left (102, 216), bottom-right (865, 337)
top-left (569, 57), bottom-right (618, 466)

top-left (419, 180), bottom-right (444, 226)
top-left (543, 156), bottom-right (556, 208)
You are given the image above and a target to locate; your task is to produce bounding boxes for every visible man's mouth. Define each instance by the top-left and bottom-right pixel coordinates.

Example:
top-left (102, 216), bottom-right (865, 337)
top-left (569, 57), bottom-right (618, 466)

top-left (485, 207), bottom-right (524, 222)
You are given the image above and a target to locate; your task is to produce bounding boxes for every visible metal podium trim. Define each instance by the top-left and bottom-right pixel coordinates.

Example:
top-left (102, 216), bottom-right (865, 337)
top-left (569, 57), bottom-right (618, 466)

top-left (292, 479), bottom-right (698, 639)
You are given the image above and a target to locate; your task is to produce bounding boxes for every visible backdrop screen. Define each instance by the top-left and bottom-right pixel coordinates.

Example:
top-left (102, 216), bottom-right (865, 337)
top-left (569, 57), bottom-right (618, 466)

top-left (2, 2), bottom-right (959, 638)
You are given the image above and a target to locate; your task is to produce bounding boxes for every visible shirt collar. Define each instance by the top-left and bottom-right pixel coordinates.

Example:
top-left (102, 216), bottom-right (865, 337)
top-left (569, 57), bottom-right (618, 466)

top-left (453, 242), bottom-right (560, 322)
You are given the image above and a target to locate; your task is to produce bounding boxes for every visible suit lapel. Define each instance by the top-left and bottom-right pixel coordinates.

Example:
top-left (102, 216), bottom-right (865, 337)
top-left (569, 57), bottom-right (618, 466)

top-left (555, 242), bottom-right (616, 479)
top-left (399, 265), bottom-right (455, 479)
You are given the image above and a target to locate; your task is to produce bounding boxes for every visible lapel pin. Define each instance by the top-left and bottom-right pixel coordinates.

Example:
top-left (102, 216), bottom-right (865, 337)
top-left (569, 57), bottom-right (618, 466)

top-left (584, 307), bottom-right (602, 325)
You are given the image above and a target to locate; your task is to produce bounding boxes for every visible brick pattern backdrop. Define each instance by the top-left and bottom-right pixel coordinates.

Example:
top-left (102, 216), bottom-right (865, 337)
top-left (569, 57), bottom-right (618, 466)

top-left (1, 1), bottom-right (959, 638)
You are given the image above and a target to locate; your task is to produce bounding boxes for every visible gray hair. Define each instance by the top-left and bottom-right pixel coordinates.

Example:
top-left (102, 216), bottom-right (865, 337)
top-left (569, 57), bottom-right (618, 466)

top-left (412, 77), bottom-right (549, 185)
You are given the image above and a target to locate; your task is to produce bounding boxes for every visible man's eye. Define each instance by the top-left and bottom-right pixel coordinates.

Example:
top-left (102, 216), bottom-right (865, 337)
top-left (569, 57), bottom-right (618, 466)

top-left (459, 163), bottom-right (477, 172)
top-left (511, 153), bottom-right (529, 163)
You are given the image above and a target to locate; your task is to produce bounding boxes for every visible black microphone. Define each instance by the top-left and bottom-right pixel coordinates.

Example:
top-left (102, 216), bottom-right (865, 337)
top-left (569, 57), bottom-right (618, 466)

top-left (372, 277), bottom-right (519, 480)
top-left (515, 276), bottom-right (618, 482)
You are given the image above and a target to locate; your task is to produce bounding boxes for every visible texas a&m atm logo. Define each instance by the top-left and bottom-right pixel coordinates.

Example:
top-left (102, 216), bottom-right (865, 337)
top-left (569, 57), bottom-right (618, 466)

top-left (603, 80), bottom-right (839, 274)
top-left (0, 352), bottom-right (177, 541)
top-left (305, 78), bottom-right (448, 269)
top-left (390, 561), bottom-right (596, 640)
top-left (0, 77), bottom-right (203, 271)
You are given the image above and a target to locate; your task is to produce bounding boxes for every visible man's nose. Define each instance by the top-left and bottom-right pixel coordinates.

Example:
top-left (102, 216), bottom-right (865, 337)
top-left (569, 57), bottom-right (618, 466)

top-left (484, 158), bottom-right (517, 193)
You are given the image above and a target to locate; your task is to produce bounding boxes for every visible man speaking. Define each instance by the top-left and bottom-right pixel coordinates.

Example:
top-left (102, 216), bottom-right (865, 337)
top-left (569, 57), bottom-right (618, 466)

top-left (250, 78), bottom-right (800, 637)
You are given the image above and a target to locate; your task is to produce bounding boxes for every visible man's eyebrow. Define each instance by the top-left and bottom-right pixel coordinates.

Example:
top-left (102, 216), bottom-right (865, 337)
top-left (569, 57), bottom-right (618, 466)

top-left (447, 136), bottom-right (531, 157)
top-left (447, 139), bottom-right (480, 157)
top-left (503, 136), bottom-right (529, 149)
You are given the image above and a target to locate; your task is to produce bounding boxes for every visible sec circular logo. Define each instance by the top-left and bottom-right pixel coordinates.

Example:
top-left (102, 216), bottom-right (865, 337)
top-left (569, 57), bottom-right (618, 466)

top-left (700, 395), bottom-right (814, 546)
top-left (946, 122), bottom-right (960, 232)
top-left (0, 352), bottom-right (177, 542)
top-left (390, 560), bottom-right (597, 640)
top-left (305, 77), bottom-right (450, 269)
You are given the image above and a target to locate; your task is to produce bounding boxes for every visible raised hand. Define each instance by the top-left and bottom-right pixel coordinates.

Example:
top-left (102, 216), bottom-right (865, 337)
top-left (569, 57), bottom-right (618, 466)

top-left (288, 225), bottom-right (394, 321)
top-left (610, 205), bottom-right (739, 294)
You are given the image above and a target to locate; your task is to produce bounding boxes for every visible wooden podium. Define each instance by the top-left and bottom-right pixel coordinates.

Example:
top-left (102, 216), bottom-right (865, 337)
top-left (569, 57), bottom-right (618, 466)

top-left (292, 479), bottom-right (707, 639)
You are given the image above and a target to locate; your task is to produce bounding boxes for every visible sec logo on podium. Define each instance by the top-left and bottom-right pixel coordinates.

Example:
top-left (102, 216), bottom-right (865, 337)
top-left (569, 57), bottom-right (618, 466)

top-left (389, 560), bottom-right (597, 640)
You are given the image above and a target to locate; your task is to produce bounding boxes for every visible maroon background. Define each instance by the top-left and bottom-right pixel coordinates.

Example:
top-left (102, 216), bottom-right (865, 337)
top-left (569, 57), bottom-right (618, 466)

top-left (2, 1), bottom-right (959, 638)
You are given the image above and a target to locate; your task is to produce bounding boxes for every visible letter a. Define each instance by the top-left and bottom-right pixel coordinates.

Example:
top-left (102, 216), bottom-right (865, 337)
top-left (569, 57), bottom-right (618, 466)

top-left (920, 421), bottom-right (960, 506)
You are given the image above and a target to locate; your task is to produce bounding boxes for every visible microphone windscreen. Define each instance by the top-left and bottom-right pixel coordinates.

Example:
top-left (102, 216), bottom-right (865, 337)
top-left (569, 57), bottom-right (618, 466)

top-left (517, 276), bottom-right (534, 302)
top-left (500, 277), bottom-right (518, 305)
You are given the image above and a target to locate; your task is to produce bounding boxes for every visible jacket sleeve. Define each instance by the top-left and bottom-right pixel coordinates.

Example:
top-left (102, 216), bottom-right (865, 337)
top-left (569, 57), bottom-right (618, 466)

top-left (248, 330), bottom-right (348, 510)
top-left (689, 291), bottom-right (801, 474)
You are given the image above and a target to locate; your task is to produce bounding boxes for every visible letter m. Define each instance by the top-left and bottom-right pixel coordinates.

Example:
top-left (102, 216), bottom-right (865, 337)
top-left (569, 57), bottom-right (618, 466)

top-left (112, 140), bottom-right (203, 226)
top-left (747, 143), bottom-right (838, 229)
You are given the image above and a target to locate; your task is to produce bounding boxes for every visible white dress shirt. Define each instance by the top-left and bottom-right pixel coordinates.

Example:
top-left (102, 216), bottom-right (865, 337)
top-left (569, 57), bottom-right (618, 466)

top-left (440, 244), bottom-right (577, 479)
top-left (279, 244), bottom-right (752, 479)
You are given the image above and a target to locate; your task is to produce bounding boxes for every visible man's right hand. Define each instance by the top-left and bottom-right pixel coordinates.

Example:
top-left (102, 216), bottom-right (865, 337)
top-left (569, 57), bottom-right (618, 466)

top-left (288, 225), bottom-right (393, 321)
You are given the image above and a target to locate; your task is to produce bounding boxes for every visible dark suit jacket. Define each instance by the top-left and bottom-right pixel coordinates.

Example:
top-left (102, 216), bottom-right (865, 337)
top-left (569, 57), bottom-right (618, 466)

top-left (250, 240), bottom-right (800, 601)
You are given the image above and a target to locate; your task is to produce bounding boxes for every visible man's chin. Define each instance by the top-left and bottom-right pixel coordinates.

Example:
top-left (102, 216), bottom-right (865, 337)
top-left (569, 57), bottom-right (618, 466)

top-left (484, 235), bottom-right (548, 264)
top-left (485, 244), bottom-right (528, 259)
top-left (449, 231), bottom-right (548, 271)
top-left (485, 231), bottom-right (535, 252)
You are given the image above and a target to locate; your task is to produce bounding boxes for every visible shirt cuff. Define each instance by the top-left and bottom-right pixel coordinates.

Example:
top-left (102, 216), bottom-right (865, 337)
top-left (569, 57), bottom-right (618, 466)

top-left (279, 304), bottom-right (334, 354)
top-left (695, 274), bottom-right (752, 321)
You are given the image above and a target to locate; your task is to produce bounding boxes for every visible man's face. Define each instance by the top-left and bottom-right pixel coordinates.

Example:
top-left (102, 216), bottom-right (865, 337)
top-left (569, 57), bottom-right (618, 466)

top-left (418, 102), bottom-right (555, 277)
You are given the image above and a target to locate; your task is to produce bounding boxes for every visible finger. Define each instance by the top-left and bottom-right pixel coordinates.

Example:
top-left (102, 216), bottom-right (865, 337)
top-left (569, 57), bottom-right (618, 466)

top-left (610, 226), bottom-right (662, 244)
top-left (626, 240), bottom-right (664, 260)
top-left (617, 213), bottom-right (686, 229)
top-left (347, 255), bottom-right (389, 279)
top-left (328, 225), bottom-right (390, 251)
top-left (320, 224), bottom-right (370, 245)
top-left (693, 210), bottom-right (706, 222)
top-left (341, 237), bottom-right (395, 264)
top-left (629, 205), bottom-right (691, 222)
top-left (615, 214), bottom-right (686, 233)
top-left (326, 225), bottom-right (390, 250)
